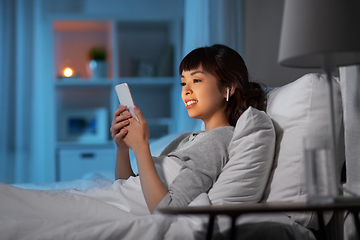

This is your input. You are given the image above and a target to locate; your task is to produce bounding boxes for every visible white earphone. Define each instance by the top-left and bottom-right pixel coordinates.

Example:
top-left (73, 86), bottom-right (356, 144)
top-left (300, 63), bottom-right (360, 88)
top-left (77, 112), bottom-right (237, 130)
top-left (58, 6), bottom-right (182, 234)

top-left (226, 87), bottom-right (230, 102)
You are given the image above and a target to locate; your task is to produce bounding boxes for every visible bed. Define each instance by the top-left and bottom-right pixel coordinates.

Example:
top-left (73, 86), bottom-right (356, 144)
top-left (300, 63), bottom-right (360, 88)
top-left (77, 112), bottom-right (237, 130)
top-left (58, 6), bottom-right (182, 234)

top-left (0, 69), bottom-right (355, 240)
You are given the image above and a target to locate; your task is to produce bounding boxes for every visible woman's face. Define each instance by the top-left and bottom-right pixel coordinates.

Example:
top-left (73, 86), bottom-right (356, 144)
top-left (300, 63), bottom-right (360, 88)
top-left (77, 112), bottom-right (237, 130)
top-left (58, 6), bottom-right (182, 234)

top-left (181, 65), bottom-right (227, 127)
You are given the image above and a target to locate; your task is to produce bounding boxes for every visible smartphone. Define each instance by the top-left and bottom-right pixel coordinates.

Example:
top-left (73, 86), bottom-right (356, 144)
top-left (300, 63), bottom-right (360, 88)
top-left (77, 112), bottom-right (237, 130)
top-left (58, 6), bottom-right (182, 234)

top-left (115, 83), bottom-right (138, 121)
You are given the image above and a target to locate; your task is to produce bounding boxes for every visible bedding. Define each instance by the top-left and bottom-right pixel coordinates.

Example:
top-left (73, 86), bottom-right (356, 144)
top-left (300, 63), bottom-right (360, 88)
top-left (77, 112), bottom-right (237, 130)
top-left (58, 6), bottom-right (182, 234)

top-left (208, 106), bottom-right (275, 204)
top-left (1, 168), bottom-right (207, 240)
top-left (1, 171), bottom-right (314, 240)
top-left (263, 73), bottom-right (344, 229)
top-left (0, 87), bottom-right (321, 240)
top-left (0, 183), bottom-right (173, 240)
top-left (12, 172), bottom-right (114, 190)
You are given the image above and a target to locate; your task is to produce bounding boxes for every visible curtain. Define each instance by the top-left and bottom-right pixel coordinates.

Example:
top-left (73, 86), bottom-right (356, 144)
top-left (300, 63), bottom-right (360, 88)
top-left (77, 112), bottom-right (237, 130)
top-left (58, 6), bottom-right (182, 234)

top-left (0, 0), bottom-right (55, 184)
top-left (209, 0), bottom-right (243, 54)
top-left (175, 0), bottom-right (244, 133)
top-left (182, 0), bottom-right (243, 55)
top-left (0, 0), bottom-right (16, 183)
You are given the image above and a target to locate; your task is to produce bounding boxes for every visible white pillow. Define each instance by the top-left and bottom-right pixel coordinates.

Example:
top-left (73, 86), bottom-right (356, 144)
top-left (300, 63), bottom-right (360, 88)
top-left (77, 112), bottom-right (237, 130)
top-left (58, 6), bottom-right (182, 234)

top-left (208, 106), bottom-right (276, 204)
top-left (263, 73), bottom-right (344, 229)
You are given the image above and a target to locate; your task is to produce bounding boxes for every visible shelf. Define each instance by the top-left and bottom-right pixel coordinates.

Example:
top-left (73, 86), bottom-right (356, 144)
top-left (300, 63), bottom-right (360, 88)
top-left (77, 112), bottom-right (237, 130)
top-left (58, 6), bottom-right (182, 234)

top-left (43, 2), bottom-right (184, 183)
top-left (53, 20), bottom-right (112, 79)
top-left (56, 118), bottom-right (173, 149)
top-left (56, 141), bottom-right (115, 149)
top-left (52, 18), bottom-right (180, 181)
top-left (147, 118), bottom-right (173, 139)
top-left (55, 77), bottom-right (176, 87)
top-left (146, 117), bottom-right (173, 125)
top-left (114, 77), bottom-right (176, 86)
top-left (117, 22), bottom-right (173, 77)
top-left (55, 78), bottom-right (113, 87)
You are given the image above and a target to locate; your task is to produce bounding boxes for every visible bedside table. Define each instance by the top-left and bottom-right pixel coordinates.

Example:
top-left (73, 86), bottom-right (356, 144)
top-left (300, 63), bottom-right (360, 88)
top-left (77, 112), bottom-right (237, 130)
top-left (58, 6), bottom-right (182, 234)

top-left (160, 201), bottom-right (360, 240)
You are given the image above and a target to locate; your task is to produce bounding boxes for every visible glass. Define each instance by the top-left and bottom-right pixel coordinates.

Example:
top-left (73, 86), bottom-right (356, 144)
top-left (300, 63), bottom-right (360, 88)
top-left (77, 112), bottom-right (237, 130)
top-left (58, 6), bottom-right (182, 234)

top-left (304, 135), bottom-right (338, 204)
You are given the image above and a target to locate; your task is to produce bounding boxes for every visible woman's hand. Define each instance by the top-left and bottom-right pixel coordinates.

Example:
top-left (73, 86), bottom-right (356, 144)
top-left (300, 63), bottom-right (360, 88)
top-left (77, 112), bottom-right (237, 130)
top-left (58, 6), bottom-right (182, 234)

top-left (110, 105), bottom-right (132, 149)
top-left (122, 106), bottom-right (150, 152)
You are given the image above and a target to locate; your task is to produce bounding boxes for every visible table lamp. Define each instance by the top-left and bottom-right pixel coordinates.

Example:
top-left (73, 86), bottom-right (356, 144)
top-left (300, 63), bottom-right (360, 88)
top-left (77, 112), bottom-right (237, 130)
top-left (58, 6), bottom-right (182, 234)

top-left (278, 0), bottom-right (360, 202)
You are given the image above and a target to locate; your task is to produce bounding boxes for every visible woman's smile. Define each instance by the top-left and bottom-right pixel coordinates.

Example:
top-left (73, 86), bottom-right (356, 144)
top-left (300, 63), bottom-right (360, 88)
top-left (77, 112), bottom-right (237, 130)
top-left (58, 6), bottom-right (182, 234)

top-left (185, 99), bottom-right (198, 109)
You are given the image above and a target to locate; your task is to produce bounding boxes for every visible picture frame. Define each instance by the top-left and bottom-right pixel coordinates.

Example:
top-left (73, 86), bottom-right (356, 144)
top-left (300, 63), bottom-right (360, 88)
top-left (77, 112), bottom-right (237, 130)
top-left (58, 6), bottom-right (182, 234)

top-left (59, 108), bottom-right (108, 143)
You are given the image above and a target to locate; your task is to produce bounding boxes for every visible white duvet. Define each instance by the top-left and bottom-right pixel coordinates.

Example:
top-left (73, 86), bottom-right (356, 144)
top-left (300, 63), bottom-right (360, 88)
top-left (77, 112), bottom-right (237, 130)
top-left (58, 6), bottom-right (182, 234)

top-left (0, 173), bottom-right (316, 240)
top-left (0, 132), bottom-right (315, 240)
top-left (0, 156), bottom-right (211, 240)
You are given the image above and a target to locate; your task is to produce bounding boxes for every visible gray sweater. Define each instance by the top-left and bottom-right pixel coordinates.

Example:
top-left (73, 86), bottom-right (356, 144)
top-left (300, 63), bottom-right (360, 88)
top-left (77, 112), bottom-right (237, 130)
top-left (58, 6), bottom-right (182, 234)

top-left (155, 126), bottom-right (234, 210)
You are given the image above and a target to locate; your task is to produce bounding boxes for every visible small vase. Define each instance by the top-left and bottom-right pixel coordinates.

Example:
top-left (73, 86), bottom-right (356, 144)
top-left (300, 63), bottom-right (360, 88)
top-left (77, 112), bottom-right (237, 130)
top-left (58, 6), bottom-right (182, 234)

top-left (88, 60), bottom-right (108, 79)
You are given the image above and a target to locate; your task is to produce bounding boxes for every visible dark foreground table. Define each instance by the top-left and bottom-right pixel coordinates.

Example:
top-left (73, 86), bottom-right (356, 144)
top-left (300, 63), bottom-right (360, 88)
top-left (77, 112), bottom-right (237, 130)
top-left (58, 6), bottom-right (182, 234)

top-left (160, 200), bottom-right (360, 240)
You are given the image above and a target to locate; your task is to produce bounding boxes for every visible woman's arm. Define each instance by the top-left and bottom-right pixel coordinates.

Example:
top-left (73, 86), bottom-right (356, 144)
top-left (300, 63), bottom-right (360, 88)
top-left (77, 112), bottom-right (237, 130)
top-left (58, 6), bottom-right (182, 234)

top-left (111, 105), bottom-right (135, 179)
top-left (114, 147), bottom-right (135, 180)
top-left (133, 144), bottom-right (168, 213)
top-left (123, 106), bottom-right (168, 213)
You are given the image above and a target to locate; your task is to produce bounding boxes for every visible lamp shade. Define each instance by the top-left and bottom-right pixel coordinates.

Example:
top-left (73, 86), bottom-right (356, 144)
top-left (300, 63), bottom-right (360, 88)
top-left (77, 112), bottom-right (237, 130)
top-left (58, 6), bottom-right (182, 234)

top-left (278, 0), bottom-right (360, 68)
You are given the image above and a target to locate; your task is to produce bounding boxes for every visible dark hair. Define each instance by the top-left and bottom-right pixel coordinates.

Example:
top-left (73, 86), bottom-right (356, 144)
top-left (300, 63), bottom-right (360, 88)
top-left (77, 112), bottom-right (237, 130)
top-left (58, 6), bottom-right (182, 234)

top-left (179, 44), bottom-right (266, 126)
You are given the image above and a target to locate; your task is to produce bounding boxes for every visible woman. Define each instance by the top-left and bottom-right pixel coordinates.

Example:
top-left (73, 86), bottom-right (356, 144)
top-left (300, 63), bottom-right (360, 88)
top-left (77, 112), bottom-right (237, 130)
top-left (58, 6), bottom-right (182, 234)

top-left (110, 44), bottom-right (265, 213)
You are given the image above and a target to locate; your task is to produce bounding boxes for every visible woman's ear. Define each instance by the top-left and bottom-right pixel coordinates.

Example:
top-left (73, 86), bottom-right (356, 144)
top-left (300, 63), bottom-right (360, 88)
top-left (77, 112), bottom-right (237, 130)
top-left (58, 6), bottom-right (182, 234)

top-left (229, 85), bottom-right (236, 97)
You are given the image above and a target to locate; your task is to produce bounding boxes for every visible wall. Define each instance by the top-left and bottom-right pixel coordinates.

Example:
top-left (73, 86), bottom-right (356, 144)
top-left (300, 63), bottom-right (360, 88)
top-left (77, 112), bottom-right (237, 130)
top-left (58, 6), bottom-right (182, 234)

top-left (243, 0), bottom-right (321, 87)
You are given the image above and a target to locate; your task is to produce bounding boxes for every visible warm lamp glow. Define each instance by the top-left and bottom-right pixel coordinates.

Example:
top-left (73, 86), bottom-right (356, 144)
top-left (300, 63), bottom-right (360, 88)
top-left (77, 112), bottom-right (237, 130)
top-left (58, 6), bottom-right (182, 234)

top-left (63, 67), bottom-right (73, 77)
